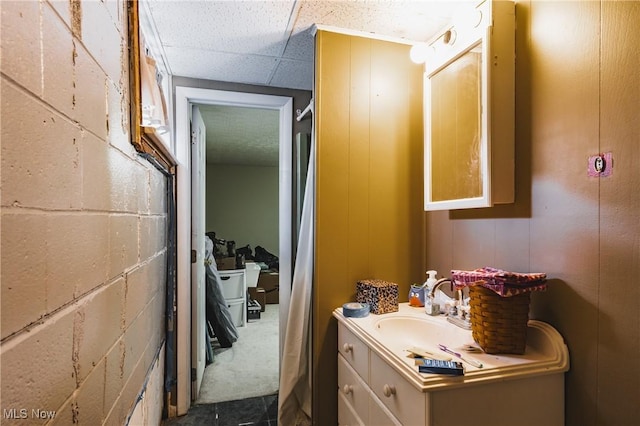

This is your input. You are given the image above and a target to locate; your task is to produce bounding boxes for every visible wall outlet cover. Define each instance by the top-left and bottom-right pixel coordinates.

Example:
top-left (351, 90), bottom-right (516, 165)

top-left (588, 152), bottom-right (613, 177)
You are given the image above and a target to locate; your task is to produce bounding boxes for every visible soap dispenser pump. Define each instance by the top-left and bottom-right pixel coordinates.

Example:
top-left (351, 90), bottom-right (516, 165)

top-left (424, 270), bottom-right (440, 315)
top-left (425, 270), bottom-right (438, 290)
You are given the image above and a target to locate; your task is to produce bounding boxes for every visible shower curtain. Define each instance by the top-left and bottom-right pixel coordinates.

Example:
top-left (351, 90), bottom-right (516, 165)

top-left (278, 135), bottom-right (315, 425)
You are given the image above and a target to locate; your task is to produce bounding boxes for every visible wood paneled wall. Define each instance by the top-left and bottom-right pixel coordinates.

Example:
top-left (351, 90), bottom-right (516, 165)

top-left (426, 1), bottom-right (639, 424)
top-left (313, 30), bottom-right (425, 424)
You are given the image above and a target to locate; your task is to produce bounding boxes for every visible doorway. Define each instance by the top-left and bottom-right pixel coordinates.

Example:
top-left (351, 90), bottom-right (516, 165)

top-left (174, 87), bottom-right (293, 415)
top-left (195, 102), bottom-right (279, 403)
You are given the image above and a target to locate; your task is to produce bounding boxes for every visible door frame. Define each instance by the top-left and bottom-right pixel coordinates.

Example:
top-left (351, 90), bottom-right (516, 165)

top-left (174, 86), bottom-right (293, 414)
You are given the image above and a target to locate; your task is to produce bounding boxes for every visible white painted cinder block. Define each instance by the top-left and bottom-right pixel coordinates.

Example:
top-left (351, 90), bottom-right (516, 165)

top-left (132, 163), bottom-right (152, 214)
top-left (73, 357), bottom-right (108, 424)
top-left (73, 43), bottom-right (108, 139)
top-left (106, 149), bottom-right (148, 214)
top-left (82, 132), bottom-right (117, 211)
top-left (140, 216), bottom-right (167, 262)
top-left (81, 0), bottom-right (125, 84)
top-left (0, 0), bottom-right (42, 94)
top-left (104, 338), bottom-right (126, 419)
top-left (0, 307), bottom-right (76, 417)
top-left (1, 0), bottom-right (168, 423)
top-left (74, 278), bottom-right (125, 383)
top-left (124, 256), bottom-right (167, 345)
top-left (0, 213), bottom-right (48, 339)
top-left (149, 169), bottom-right (168, 215)
top-left (107, 79), bottom-right (135, 155)
top-left (122, 304), bottom-right (152, 381)
top-left (149, 253), bottom-right (168, 298)
top-left (125, 264), bottom-right (152, 329)
top-left (47, 0), bottom-right (71, 29)
top-left (128, 344), bottom-right (165, 426)
top-left (42, 3), bottom-right (75, 119)
top-left (1, 80), bottom-right (84, 211)
top-left (46, 214), bottom-right (110, 309)
top-left (109, 214), bottom-right (140, 279)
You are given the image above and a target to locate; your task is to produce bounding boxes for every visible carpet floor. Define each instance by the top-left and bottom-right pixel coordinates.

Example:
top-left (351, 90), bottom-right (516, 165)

top-left (197, 303), bottom-right (280, 404)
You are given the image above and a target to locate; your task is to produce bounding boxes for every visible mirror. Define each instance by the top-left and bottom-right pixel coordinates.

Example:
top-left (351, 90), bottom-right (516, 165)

top-left (428, 41), bottom-right (483, 203)
top-left (423, 0), bottom-right (514, 211)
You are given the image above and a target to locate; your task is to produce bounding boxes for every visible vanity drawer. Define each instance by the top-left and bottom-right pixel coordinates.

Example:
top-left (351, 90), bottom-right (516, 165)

top-left (338, 354), bottom-right (369, 424)
top-left (338, 323), bottom-right (369, 382)
top-left (218, 270), bottom-right (246, 300)
top-left (338, 390), bottom-right (364, 426)
top-left (369, 392), bottom-right (402, 426)
top-left (370, 351), bottom-right (426, 425)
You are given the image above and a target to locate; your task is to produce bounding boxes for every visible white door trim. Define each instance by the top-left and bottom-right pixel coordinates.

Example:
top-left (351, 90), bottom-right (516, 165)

top-left (174, 86), bottom-right (293, 415)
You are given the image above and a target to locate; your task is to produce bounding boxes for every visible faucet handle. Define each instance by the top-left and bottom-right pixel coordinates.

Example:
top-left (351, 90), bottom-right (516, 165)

top-left (459, 304), bottom-right (471, 320)
top-left (444, 299), bottom-right (458, 317)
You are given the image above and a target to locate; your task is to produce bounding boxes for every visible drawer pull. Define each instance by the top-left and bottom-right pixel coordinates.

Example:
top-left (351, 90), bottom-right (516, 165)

top-left (383, 384), bottom-right (396, 398)
top-left (343, 343), bottom-right (353, 353)
top-left (342, 384), bottom-right (353, 395)
top-left (221, 276), bottom-right (230, 280)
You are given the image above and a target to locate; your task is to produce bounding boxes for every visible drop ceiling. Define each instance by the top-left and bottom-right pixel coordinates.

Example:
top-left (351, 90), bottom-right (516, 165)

top-left (144, 0), bottom-right (466, 165)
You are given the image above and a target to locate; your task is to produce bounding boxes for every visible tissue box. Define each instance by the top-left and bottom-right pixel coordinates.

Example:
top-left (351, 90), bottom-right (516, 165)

top-left (356, 279), bottom-right (399, 314)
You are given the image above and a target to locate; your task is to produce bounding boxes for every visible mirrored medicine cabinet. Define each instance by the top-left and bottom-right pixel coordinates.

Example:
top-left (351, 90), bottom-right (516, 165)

top-left (424, 0), bottom-right (515, 210)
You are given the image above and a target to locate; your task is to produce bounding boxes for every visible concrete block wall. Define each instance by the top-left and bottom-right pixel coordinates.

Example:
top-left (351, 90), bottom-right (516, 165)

top-left (1, 1), bottom-right (167, 424)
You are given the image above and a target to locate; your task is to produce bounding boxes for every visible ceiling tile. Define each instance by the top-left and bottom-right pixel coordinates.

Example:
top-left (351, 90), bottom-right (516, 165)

top-left (281, 26), bottom-right (315, 61)
top-left (146, 0), bottom-right (463, 90)
top-left (148, 0), bottom-right (296, 56)
top-left (164, 46), bottom-right (279, 85)
top-left (145, 0), bottom-right (465, 165)
top-left (269, 58), bottom-right (313, 91)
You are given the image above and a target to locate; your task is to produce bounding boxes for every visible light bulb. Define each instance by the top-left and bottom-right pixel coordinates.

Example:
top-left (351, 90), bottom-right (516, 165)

top-left (409, 43), bottom-right (429, 64)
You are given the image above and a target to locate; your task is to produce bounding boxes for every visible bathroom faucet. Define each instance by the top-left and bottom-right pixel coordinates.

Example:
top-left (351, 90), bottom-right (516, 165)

top-left (429, 278), bottom-right (453, 299)
top-left (430, 278), bottom-right (472, 330)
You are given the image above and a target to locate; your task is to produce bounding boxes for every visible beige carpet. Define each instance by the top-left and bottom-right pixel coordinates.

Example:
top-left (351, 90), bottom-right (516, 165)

top-left (196, 303), bottom-right (280, 403)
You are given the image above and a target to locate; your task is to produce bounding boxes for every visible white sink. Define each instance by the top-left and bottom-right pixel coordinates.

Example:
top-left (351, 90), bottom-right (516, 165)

top-left (373, 315), bottom-right (469, 354)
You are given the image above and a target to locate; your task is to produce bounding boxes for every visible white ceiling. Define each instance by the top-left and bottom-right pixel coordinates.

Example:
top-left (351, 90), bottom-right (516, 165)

top-left (145, 0), bottom-right (466, 165)
top-left (197, 104), bottom-right (280, 166)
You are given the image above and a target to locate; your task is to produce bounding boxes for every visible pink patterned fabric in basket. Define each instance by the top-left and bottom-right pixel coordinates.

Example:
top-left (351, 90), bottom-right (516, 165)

top-left (451, 267), bottom-right (547, 297)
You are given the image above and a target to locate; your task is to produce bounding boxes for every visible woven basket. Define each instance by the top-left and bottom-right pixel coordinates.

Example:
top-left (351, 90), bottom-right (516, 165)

top-left (468, 285), bottom-right (531, 354)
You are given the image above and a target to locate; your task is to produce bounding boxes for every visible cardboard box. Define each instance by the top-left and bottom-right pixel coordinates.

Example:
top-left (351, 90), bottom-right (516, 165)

top-left (258, 272), bottom-right (279, 304)
top-left (215, 256), bottom-right (237, 270)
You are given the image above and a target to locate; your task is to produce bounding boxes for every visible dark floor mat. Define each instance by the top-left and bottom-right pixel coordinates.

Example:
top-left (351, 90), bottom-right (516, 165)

top-left (162, 394), bottom-right (277, 426)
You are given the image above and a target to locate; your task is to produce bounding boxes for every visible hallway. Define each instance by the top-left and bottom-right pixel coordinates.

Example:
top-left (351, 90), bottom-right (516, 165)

top-left (198, 304), bottom-right (280, 403)
top-left (163, 303), bottom-right (279, 425)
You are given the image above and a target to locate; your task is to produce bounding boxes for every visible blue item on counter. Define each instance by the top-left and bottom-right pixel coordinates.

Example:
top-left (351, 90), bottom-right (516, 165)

top-left (409, 284), bottom-right (426, 307)
top-left (342, 302), bottom-right (370, 318)
top-left (418, 359), bottom-right (464, 376)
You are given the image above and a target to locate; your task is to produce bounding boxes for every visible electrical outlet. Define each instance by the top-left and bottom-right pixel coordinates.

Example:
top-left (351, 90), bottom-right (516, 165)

top-left (588, 152), bottom-right (613, 177)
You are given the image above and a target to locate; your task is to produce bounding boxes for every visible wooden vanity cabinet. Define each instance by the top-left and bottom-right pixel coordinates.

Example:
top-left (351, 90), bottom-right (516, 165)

top-left (336, 317), bottom-right (565, 426)
top-left (337, 323), bottom-right (401, 425)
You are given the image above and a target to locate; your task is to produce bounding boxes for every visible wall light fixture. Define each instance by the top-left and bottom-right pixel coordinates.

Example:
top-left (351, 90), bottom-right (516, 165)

top-left (409, 43), bottom-right (429, 64)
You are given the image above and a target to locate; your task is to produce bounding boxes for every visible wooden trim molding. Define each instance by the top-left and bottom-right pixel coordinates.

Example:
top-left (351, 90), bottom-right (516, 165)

top-left (128, 0), bottom-right (176, 171)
